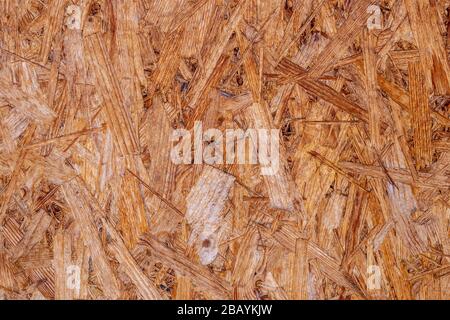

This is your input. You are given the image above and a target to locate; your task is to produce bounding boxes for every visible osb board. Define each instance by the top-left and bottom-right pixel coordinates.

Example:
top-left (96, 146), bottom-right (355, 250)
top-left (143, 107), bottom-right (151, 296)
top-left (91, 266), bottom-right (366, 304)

top-left (0, 0), bottom-right (449, 300)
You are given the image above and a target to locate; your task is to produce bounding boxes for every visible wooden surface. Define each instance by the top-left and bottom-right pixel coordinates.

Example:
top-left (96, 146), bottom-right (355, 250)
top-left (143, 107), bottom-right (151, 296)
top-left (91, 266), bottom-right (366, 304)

top-left (0, 0), bottom-right (449, 300)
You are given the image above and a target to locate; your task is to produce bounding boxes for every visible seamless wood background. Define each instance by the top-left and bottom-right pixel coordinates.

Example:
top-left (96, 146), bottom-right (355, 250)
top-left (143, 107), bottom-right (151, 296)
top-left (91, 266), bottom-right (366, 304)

top-left (0, 0), bottom-right (449, 300)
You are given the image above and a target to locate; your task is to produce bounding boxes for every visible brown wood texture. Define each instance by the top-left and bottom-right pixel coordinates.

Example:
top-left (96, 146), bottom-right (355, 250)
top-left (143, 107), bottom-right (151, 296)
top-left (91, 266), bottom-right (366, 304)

top-left (0, 0), bottom-right (449, 300)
